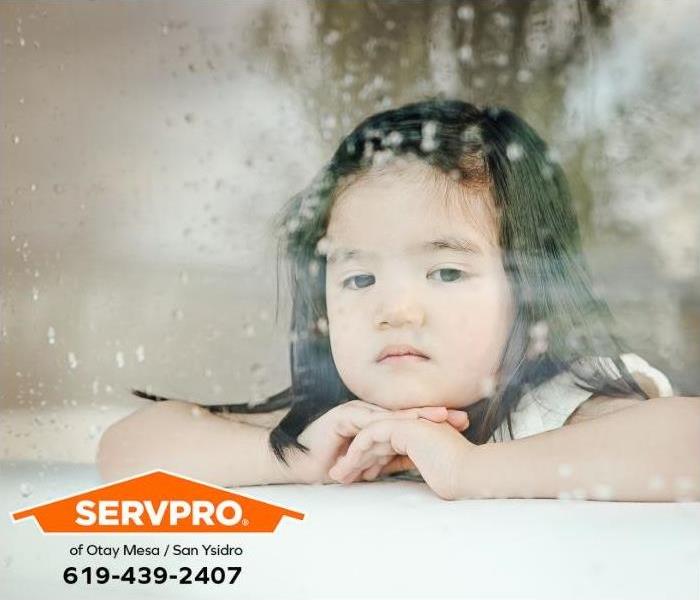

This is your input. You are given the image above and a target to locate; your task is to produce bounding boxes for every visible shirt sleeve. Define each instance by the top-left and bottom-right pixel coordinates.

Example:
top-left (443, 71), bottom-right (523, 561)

top-left (489, 353), bottom-right (673, 443)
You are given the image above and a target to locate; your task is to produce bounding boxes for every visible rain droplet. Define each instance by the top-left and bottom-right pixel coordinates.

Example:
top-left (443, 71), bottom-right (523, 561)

top-left (516, 69), bottom-right (533, 84)
top-left (190, 406), bottom-right (203, 418)
top-left (12, 134), bottom-right (21, 144)
top-left (527, 320), bottom-right (549, 358)
top-left (115, 351), bottom-right (125, 368)
top-left (648, 475), bottom-right (665, 490)
top-left (316, 316), bottom-right (329, 335)
top-left (457, 5), bottom-right (475, 20)
top-left (67, 352), bottom-right (78, 369)
top-left (135, 345), bottom-right (145, 363)
top-left (557, 463), bottom-right (573, 478)
top-left (243, 322), bottom-right (256, 338)
top-left (315, 236), bottom-right (331, 256)
top-left (250, 362), bottom-right (265, 379)
top-left (31, 287), bottom-right (39, 301)
top-left (457, 45), bottom-right (473, 64)
top-left (323, 30), bottom-right (341, 46)
top-left (421, 120), bottom-right (438, 153)
top-left (47, 325), bottom-right (56, 344)
top-left (308, 259), bottom-right (320, 277)
top-left (19, 482), bottom-right (33, 497)
top-left (172, 308), bottom-right (184, 321)
top-left (591, 483), bottom-right (614, 501)
top-left (184, 112), bottom-right (195, 124)
top-left (479, 376), bottom-right (496, 398)
top-left (506, 142), bottom-right (524, 161)
top-left (88, 424), bottom-right (100, 439)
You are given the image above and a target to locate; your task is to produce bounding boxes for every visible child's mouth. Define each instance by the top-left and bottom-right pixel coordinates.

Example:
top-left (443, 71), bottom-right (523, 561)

top-left (377, 354), bottom-right (430, 365)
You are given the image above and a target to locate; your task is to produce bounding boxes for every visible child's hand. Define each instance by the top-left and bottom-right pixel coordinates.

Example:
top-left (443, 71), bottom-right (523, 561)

top-left (328, 417), bottom-right (476, 500)
top-left (288, 400), bottom-right (468, 485)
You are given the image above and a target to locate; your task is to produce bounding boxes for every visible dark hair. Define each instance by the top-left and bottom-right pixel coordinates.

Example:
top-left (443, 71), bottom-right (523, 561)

top-left (131, 98), bottom-right (649, 467)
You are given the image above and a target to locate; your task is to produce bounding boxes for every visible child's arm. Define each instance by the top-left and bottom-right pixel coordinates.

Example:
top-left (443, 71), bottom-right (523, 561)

top-left (96, 400), bottom-right (294, 487)
top-left (96, 399), bottom-right (469, 489)
top-left (329, 396), bottom-right (700, 501)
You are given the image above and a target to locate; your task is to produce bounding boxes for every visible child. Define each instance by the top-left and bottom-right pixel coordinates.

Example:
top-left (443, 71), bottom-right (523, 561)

top-left (98, 98), bottom-right (699, 501)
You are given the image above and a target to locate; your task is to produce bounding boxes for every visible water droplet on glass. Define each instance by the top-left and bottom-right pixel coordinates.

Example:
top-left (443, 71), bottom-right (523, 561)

top-left (308, 259), bottom-right (320, 277)
top-left (648, 474), bottom-right (665, 490)
top-left (135, 345), bottom-right (145, 363)
top-left (506, 142), bottom-right (524, 161)
top-left (457, 5), bottom-right (475, 20)
top-left (67, 352), bottom-right (78, 369)
top-left (190, 406), bottom-right (203, 418)
top-left (557, 463), bottom-right (573, 478)
top-left (286, 218), bottom-right (300, 233)
top-left (53, 183), bottom-right (64, 194)
top-left (316, 316), bottom-right (329, 335)
top-left (88, 424), bottom-right (100, 439)
top-left (516, 69), bottom-right (533, 84)
top-left (12, 134), bottom-right (21, 144)
top-left (457, 45), bottom-right (473, 64)
top-left (243, 322), bottom-right (256, 338)
top-left (527, 320), bottom-right (549, 358)
top-left (31, 287), bottom-right (39, 301)
top-left (250, 362), bottom-right (265, 379)
top-left (47, 325), bottom-right (56, 344)
top-left (172, 308), bottom-right (184, 321)
top-left (494, 53), bottom-right (509, 67)
top-left (323, 30), bottom-right (341, 46)
top-left (115, 351), bottom-right (125, 368)
top-left (591, 483), bottom-right (614, 501)
top-left (184, 113), bottom-right (195, 124)
top-left (479, 376), bottom-right (496, 397)
top-left (19, 482), bottom-right (33, 497)
top-left (420, 121), bottom-right (438, 152)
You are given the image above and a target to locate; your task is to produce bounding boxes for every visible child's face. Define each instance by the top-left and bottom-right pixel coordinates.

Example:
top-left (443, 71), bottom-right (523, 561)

top-left (324, 158), bottom-right (515, 411)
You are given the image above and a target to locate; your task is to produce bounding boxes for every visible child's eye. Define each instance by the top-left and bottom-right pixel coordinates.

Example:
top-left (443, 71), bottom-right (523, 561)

top-left (342, 269), bottom-right (470, 289)
top-left (428, 268), bottom-right (470, 283)
top-left (342, 274), bottom-right (375, 290)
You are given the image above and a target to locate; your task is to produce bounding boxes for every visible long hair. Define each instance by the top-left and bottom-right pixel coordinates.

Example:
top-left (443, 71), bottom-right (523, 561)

top-left (131, 98), bottom-right (648, 466)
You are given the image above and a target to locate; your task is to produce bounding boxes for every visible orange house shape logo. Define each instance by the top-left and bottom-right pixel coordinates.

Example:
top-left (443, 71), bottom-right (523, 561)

top-left (11, 470), bottom-right (304, 533)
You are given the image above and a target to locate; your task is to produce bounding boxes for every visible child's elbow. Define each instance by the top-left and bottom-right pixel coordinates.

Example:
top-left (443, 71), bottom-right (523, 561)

top-left (95, 400), bottom-right (185, 483)
top-left (95, 419), bottom-right (128, 483)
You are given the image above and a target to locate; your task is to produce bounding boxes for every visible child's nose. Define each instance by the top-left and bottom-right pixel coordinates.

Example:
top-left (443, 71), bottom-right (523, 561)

top-left (375, 298), bottom-right (426, 329)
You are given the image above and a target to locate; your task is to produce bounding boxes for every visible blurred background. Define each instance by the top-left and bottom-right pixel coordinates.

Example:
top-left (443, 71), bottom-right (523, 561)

top-left (2, 0), bottom-right (699, 463)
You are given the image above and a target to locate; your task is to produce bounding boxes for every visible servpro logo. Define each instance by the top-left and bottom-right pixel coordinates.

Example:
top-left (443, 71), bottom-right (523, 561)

top-left (11, 470), bottom-right (304, 533)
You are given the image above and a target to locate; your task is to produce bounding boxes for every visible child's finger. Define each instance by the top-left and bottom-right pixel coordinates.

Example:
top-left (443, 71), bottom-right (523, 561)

top-left (379, 455), bottom-right (416, 475)
top-left (360, 463), bottom-right (384, 481)
top-left (447, 409), bottom-right (469, 431)
top-left (333, 404), bottom-right (447, 439)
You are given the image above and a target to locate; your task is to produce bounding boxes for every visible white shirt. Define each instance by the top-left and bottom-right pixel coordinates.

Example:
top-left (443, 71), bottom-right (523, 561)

top-left (489, 353), bottom-right (673, 443)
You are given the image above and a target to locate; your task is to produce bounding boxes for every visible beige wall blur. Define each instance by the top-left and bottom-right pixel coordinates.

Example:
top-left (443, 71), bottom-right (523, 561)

top-left (2, 0), bottom-right (699, 462)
